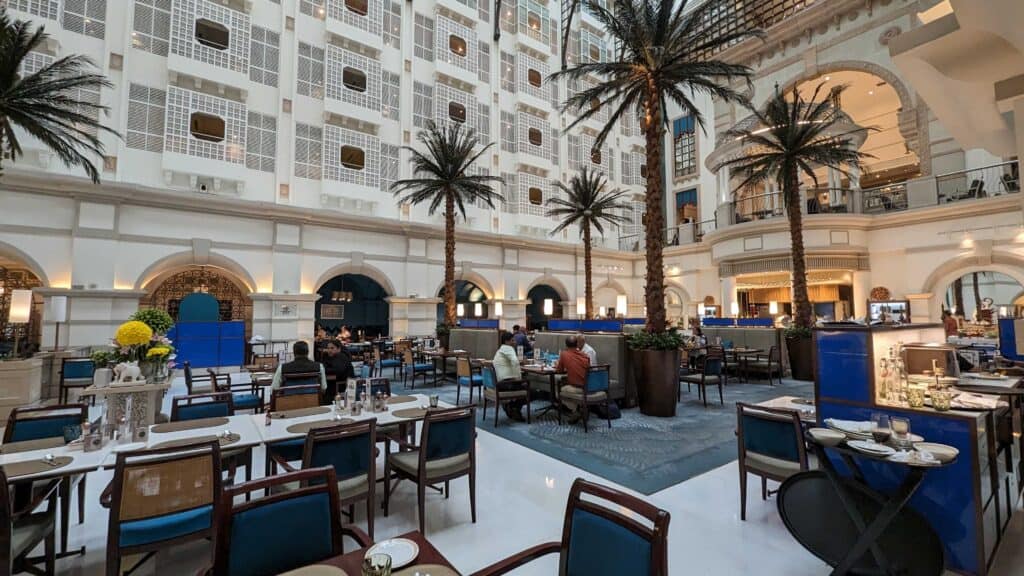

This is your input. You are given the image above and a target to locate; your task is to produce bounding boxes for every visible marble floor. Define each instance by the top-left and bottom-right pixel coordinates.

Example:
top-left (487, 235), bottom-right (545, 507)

top-left (46, 379), bottom-right (1024, 575)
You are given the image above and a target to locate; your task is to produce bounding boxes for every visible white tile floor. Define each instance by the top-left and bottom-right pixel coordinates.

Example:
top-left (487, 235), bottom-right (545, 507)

top-left (46, 380), bottom-right (1024, 575)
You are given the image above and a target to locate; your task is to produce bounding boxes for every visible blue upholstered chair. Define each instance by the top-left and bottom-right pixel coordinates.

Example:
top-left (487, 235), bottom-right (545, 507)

top-left (102, 439), bottom-right (222, 576)
top-left (373, 346), bottom-right (402, 379)
top-left (0, 467), bottom-right (59, 576)
top-left (266, 384), bottom-right (323, 476)
top-left (456, 356), bottom-right (483, 405)
top-left (480, 363), bottom-right (530, 427)
top-left (735, 403), bottom-right (808, 521)
top-left (208, 369), bottom-right (263, 413)
top-left (472, 478), bottom-right (670, 576)
top-left (384, 406), bottom-right (476, 534)
top-left (170, 392), bottom-right (234, 422)
top-left (211, 467), bottom-right (371, 576)
top-left (402, 349), bottom-right (435, 390)
top-left (58, 358), bottom-right (94, 404)
top-left (679, 346), bottom-right (726, 407)
top-left (560, 365), bottom-right (612, 433)
top-left (281, 371), bottom-right (322, 387)
top-left (273, 420), bottom-right (378, 538)
top-left (4, 404), bottom-right (88, 556)
top-left (182, 361), bottom-right (214, 394)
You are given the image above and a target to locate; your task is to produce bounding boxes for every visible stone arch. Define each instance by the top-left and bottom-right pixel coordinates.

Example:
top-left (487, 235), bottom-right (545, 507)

top-left (525, 275), bottom-right (570, 302)
top-left (0, 240), bottom-right (50, 287)
top-left (664, 280), bottom-right (692, 305)
top-left (773, 60), bottom-right (915, 113)
top-left (433, 270), bottom-right (495, 301)
top-left (135, 250), bottom-right (256, 294)
top-left (594, 278), bottom-right (629, 296)
top-left (919, 252), bottom-right (1024, 320)
top-left (314, 262), bottom-right (396, 297)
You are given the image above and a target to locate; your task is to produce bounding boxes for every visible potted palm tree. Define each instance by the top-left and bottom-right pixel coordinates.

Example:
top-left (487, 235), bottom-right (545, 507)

top-left (552, 0), bottom-right (758, 415)
top-left (0, 14), bottom-right (118, 182)
top-left (546, 168), bottom-right (631, 319)
top-left (391, 121), bottom-right (503, 338)
top-left (720, 84), bottom-right (870, 380)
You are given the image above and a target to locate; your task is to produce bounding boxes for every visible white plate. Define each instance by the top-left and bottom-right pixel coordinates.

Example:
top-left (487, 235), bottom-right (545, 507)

top-left (913, 442), bottom-right (959, 463)
top-left (366, 538), bottom-right (419, 569)
top-left (847, 440), bottom-right (896, 456)
top-left (111, 442), bottom-right (147, 453)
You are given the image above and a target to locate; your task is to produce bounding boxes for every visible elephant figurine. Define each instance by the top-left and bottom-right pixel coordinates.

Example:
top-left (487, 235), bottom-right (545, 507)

top-left (113, 361), bottom-right (143, 384)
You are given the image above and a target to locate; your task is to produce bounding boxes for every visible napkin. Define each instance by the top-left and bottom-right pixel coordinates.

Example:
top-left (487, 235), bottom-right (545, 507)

top-left (825, 419), bottom-right (872, 433)
top-left (952, 393), bottom-right (999, 410)
top-left (888, 449), bottom-right (938, 465)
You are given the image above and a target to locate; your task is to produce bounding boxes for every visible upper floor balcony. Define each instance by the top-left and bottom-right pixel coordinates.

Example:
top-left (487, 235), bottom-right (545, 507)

top-left (434, 12), bottom-right (478, 86)
top-left (324, 42), bottom-right (382, 124)
top-left (168, 0), bottom-right (251, 89)
top-left (326, 0), bottom-right (383, 50)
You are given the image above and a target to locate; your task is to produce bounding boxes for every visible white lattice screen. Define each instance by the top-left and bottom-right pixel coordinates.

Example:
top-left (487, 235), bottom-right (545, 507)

top-left (518, 172), bottom-right (550, 216)
top-left (299, 0), bottom-right (326, 18)
top-left (500, 111), bottom-right (516, 153)
top-left (132, 0), bottom-right (172, 56)
top-left (434, 83), bottom-right (476, 129)
top-left (249, 26), bottom-right (279, 87)
top-left (246, 112), bottom-right (276, 172)
top-left (517, 51), bottom-right (550, 101)
top-left (323, 124), bottom-right (380, 188)
top-left (63, 0), bottom-right (106, 38)
top-left (126, 84), bottom-right (166, 153)
top-left (477, 102), bottom-right (490, 142)
top-left (382, 71), bottom-right (400, 120)
top-left (517, 110), bottom-right (550, 160)
top-left (478, 41), bottom-right (490, 83)
top-left (294, 123), bottom-right (323, 179)
top-left (500, 51), bottom-right (515, 92)
top-left (326, 44), bottom-right (381, 112)
top-left (435, 14), bottom-right (476, 75)
top-left (171, 0), bottom-right (250, 74)
top-left (328, 0), bottom-right (381, 36)
top-left (297, 42), bottom-right (325, 99)
top-left (7, 0), bottom-right (60, 19)
top-left (165, 86), bottom-right (246, 164)
top-left (413, 13), bottom-right (434, 62)
top-left (517, 0), bottom-right (549, 45)
top-left (382, 1), bottom-right (401, 49)
top-left (380, 143), bottom-right (399, 192)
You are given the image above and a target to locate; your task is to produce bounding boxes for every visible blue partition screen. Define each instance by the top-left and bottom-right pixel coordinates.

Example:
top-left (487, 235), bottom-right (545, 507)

top-left (546, 319), bottom-right (624, 332)
top-left (623, 318), bottom-right (646, 325)
top-left (459, 319), bottom-right (499, 329)
top-left (999, 318), bottom-right (1023, 361)
top-left (737, 318), bottom-right (774, 327)
top-left (701, 318), bottom-right (736, 327)
top-left (169, 320), bottom-right (245, 368)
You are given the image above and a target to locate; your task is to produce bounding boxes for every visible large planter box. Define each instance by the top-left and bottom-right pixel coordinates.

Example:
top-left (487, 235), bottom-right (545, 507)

top-left (633, 349), bottom-right (679, 417)
top-left (0, 358), bottom-right (43, 422)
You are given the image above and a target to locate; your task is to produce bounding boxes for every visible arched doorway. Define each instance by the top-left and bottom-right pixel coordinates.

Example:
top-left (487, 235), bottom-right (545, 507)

top-left (317, 274), bottom-right (390, 339)
top-left (140, 266), bottom-right (254, 338)
top-left (0, 263), bottom-right (44, 357)
top-left (526, 284), bottom-right (564, 330)
top-left (943, 271), bottom-right (1024, 325)
top-left (437, 280), bottom-right (489, 324)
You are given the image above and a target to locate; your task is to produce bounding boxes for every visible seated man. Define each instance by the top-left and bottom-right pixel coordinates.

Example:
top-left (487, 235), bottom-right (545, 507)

top-left (512, 324), bottom-right (533, 359)
top-left (578, 334), bottom-right (597, 365)
top-left (322, 339), bottom-right (354, 396)
top-left (271, 340), bottom-right (328, 392)
top-left (492, 330), bottom-right (528, 422)
top-left (555, 335), bottom-right (591, 422)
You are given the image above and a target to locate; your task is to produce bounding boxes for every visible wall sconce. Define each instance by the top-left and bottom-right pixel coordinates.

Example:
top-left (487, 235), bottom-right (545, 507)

top-left (616, 295), bottom-right (628, 318)
top-left (474, 302), bottom-right (483, 317)
top-left (49, 296), bottom-right (68, 351)
top-left (576, 297), bottom-right (586, 316)
top-left (494, 301), bottom-right (503, 317)
top-left (999, 306), bottom-right (1007, 317)
top-left (8, 290), bottom-right (32, 358)
top-left (599, 306), bottom-right (606, 317)
top-left (543, 298), bottom-right (554, 316)
top-left (697, 303), bottom-right (706, 316)
top-left (769, 301), bottom-right (779, 315)
top-left (457, 303), bottom-right (465, 317)
top-left (730, 301), bottom-right (739, 316)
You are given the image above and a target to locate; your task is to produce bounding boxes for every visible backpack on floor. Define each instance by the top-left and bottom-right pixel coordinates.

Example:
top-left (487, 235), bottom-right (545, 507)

top-left (595, 402), bottom-right (621, 420)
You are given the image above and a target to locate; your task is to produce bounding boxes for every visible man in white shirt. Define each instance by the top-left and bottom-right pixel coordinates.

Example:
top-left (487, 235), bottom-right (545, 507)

top-left (492, 330), bottom-right (527, 421)
top-left (578, 334), bottom-right (597, 365)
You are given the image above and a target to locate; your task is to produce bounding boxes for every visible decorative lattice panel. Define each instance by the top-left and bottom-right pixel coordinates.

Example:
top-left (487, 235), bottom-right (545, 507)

top-left (380, 143), bottom-right (399, 192)
top-left (500, 111), bottom-right (516, 153)
top-left (326, 44), bottom-right (381, 112)
top-left (413, 81), bottom-right (433, 129)
top-left (7, 0), bottom-right (60, 19)
top-left (382, 1), bottom-right (401, 49)
top-left (0, 267), bottom-right (43, 347)
top-left (580, 133), bottom-right (611, 178)
top-left (500, 171), bottom-right (517, 213)
top-left (294, 123), bottom-right (323, 179)
top-left (328, 0), bottom-right (381, 36)
top-left (478, 41), bottom-right (490, 83)
top-left (517, 51), bottom-right (550, 101)
top-left (414, 13), bottom-right (434, 62)
top-left (323, 124), bottom-right (380, 188)
top-left (435, 14), bottom-right (476, 75)
top-left (140, 268), bottom-right (252, 338)
top-left (517, 110), bottom-right (550, 160)
top-left (518, 171), bottom-right (549, 216)
top-left (299, 0), bottom-right (326, 19)
top-left (500, 51), bottom-right (515, 92)
top-left (246, 112), bottom-right (276, 172)
top-left (434, 82), bottom-right (477, 129)
top-left (20, 51), bottom-right (53, 76)
top-left (297, 42), bottom-right (325, 99)
top-left (165, 86), bottom-right (246, 163)
top-left (126, 83), bottom-right (166, 152)
top-left (622, 150), bottom-right (644, 185)
top-left (517, 0), bottom-right (549, 45)
top-left (579, 28), bottom-right (605, 64)
top-left (381, 70), bottom-right (400, 120)
top-left (63, 0), bottom-right (106, 38)
top-left (249, 26), bottom-right (279, 87)
top-left (132, 0), bottom-right (172, 56)
top-left (477, 102), bottom-right (490, 142)
top-left (171, 0), bottom-right (250, 74)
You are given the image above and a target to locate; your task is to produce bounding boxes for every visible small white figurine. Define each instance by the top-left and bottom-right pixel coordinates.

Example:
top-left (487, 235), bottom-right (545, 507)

top-left (113, 361), bottom-right (144, 384)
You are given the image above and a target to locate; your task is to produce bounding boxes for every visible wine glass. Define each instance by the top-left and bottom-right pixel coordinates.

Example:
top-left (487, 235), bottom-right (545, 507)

top-left (870, 413), bottom-right (891, 444)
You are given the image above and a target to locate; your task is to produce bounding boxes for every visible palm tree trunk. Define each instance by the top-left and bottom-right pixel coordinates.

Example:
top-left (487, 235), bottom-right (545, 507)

top-left (786, 169), bottom-right (813, 330)
top-left (643, 89), bottom-right (667, 333)
top-left (583, 222), bottom-right (593, 319)
top-left (972, 273), bottom-right (982, 311)
top-left (953, 278), bottom-right (965, 317)
top-left (444, 191), bottom-right (457, 327)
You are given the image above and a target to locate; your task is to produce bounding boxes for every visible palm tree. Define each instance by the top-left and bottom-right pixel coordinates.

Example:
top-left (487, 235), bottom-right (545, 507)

top-left (720, 84), bottom-right (870, 330)
top-left (391, 121), bottom-right (504, 328)
top-left (0, 14), bottom-right (117, 183)
top-left (547, 168), bottom-right (632, 319)
top-left (552, 0), bottom-right (759, 333)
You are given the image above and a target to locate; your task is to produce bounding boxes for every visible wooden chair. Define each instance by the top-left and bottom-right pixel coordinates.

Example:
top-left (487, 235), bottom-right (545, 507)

top-left (58, 358), bottom-right (94, 405)
top-left (281, 371), bottom-right (322, 387)
top-left (250, 353), bottom-right (279, 372)
top-left (679, 346), bottom-right (726, 407)
top-left (373, 347), bottom-right (403, 379)
top-left (471, 478), bottom-right (670, 576)
top-left (736, 403), bottom-right (809, 521)
top-left (479, 363), bottom-right (530, 427)
top-left (210, 468), bottom-right (372, 576)
top-left (102, 440), bottom-right (222, 576)
top-left (170, 392), bottom-right (253, 494)
top-left (0, 468), bottom-right (58, 576)
top-left (182, 361), bottom-right (214, 395)
top-left (4, 404), bottom-right (87, 559)
top-left (207, 369), bottom-right (263, 413)
top-left (746, 346), bottom-right (782, 385)
top-left (384, 406), bottom-right (476, 534)
top-left (456, 356), bottom-right (483, 405)
top-left (272, 420), bottom-right (377, 539)
top-left (402, 349), bottom-right (435, 390)
top-left (560, 365), bottom-right (613, 433)
top-left (270, 385), bottom-right (321, 412)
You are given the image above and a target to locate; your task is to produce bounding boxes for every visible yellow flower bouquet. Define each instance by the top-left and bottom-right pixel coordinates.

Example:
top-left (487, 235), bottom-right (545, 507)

top-left (115, 321), bottom-right (153, 347)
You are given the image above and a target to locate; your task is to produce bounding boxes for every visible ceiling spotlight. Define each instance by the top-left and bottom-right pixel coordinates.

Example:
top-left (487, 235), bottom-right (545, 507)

top-left (824, 75), bottom-right (831, 81)
top-left (868, 90), bottom-right (874, 95)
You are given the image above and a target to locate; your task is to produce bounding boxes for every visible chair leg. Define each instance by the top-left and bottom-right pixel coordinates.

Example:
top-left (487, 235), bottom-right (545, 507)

top-left (59, 479), bottom-right (70, 553)
top-left (469, 470), bottom-right (477, 523)
top-left (606, 401), bottom-right (612, 428)
top-left (383, 459), bottom-right (391, 516)
top-left (44, 528), bottom-right (55, 575)
top-left (481, 397), bottom-right (487, 422)
top-left (740, 469), bottom-right (748, 521)
top-left (583, 402), bottom-right (589, 433)
top-left (718, 381), bottom-right (724, 405)
top-left (456, 383), bottom-right (461, 405)
top-left (77, 475), bottom-right (87, 524)
top-left (761, 476), bottom-right (768, 500)
top-left (494, 396), bottom-right (500, 427)
top-left (366, 496), bottom-right (374, 540)
top-left (525, 392), bottom-right (532, 424)
top-left (417, 481), bottom-right (426, 534)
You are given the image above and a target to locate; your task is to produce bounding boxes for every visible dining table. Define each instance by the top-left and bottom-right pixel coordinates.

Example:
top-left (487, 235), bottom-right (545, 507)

top-left (314, 531), bottom-right (460, 575)
top-left (726, 347), bottom-right (763, 382)
top-left (521, 363), bottom-right (563, 422)
top-left (417, 349), bottom-right (467, 385)
top-left (755, 395), bottom-right (816, 424)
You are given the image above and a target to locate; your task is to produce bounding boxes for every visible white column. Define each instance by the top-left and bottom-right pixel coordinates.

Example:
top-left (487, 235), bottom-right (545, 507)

top-left (721, 276), bottom-right (737, 316)
top-left (852, 271), bottom-right (872, 320)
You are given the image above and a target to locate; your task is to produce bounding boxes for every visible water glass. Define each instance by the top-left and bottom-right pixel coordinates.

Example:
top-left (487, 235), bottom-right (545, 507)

top-left (891, 416), bottom-right (912, 449)
top-left (870, 413), bottom-right (891, 444)
top-left (362, 553), bottom-right (392, 576)
top-left (429, 394), bottom-right (439, 408)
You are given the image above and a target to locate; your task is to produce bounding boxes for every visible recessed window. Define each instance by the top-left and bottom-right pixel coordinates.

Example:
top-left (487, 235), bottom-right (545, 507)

top-left (343, 67), bottom-right (367, 92)
top-left (449, 34), bottom-right (467, 57)
top-left (448, 101), bottom-right (467, 123)
top-left (590, 98), bottom-right (601, 112)
top-left (528, 69), bottom-right (542, 88)
top-left (189, 112), bottom-right (225, 143)
top-left (345, 0), bottom-right (368, 16)
top-left (590, 148), bottom-right (602, 164)
top-left (640, 165), bottom-right (647, 178)
top-left (589, 44), bottom-right (601, 62)
top-left (195, 18), bottom-right (229, 51)
top-left (527, 11), bottom-right (541, 31)
top-left (529, 187), bottom-right (542, 205)
top-left (528, 128), bottom-right (543, 146)
top-left (340, 145), bottom-right (365, 170)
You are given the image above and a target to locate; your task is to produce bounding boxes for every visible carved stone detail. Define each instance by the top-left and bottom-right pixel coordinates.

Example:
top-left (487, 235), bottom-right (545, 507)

top-left (878, 25), bottom-right (902, 46)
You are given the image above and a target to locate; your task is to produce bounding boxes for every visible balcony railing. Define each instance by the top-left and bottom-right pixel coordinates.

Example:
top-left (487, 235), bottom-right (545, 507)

top-left (935, 161), bottom-right (1019, 205)
top-left (861, 183), bottom-right (908, 214)
top-left (617, 219), bottom-right (715, 251)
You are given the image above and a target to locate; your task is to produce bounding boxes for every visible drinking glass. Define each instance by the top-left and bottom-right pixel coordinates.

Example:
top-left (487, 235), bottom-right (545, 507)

top-left (362, 553), bottom-right (392, 576)
top-left (429, 394), bottom-right (439, 408)
top-left (932, 388), bottom-right (952, 411)
top-left (870, 413), bottom-right (891, 444)
top-left (891, 416), bottom-right (912, 450)
top-left (907, 386), bottom-right (925, 408)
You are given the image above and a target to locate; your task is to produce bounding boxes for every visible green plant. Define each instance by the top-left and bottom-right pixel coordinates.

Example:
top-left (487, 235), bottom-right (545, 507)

top-left (90, 348), bottom-right (114, 367)
top-left (784, 325), bottom-right (812, 339)
top-left (436, 323), bottom-right (451, 336)
top-left (627, 330), bottom-right (684, 351)
top-left (130, 308), bottom-right (173, 335)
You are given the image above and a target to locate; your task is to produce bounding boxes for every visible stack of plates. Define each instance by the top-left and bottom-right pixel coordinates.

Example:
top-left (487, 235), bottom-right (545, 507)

top-left (847, 440), bottom-right (896, 457)
top-left (824, 419), bottom-right (873, 440)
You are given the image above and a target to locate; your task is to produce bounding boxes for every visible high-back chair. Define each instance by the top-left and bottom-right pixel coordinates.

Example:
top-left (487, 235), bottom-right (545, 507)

top-left (251, 353), bottom-right (279, 372)
top-left (384, 406), bottom-right (476, 534)
top-left (270, 385), bottom-right (322, 412)
top-left (480, 363), bottom-right (530, 427)
top-left (679, 346), bottom-right (726, 407)
top-left (182, 361), bottom-right (213, 395)
top-left (211, 468), bottom-right (369, 576)
top-left (374, 346), bottom-right (402, 379)
top-left (747, 346), bottom-right (782, 386)
top-left (271, 420), bottom-right (378, 538)
top-left (472, 478), bottom-right (671, 576)
top-left (103, 440), bottom-right (223, 576)
top-left (208, 370), bottom-right (263, 413)
top-left (0, 467), bottom-right (59, 576)
top-left (456, 356), bottom-right (482, 405)
top-left (58, 358), bottom-right (94, 404)
top-left (402, 349), bottom-right (434, 389)
top-left (281, 371), bottom-right (321, 387)
top-left (561, 365), bottom-right (612, 433)
top-left (4, 404), bottom-right (88, 556)
top-left (171, 392), bottom-right (234, 421)
top-left (735, 403), bottom-right (808, 521)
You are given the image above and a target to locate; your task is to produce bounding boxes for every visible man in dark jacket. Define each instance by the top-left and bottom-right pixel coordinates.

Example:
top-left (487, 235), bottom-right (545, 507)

top-left (271, 340), bottom-right (327, 391)
top-left (322, 339), bottom-right (354, 396)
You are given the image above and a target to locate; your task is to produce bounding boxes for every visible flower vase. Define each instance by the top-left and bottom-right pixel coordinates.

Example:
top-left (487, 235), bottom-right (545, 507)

top-left (140, 360), bottom-right (157, 383)
top-left (155, 361), bottom-right (169, 382)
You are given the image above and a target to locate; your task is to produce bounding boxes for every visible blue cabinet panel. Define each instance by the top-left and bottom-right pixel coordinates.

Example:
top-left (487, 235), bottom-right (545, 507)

top-left (816, 330), bottom-right (871, 403)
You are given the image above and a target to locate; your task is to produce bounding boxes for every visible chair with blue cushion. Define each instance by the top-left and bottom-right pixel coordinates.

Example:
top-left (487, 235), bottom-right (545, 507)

top-left (170, 392), bottom-right (253, 491)
top-left (560, 365), bottom-right (612, 433)
top-left (182, 361), bottom-right (214, 395)
top-left (472, 478), bottom-right (670, 576)
top-left (679, 346), bottom-right (726, 407)
top-left (272, 420), bottom-right (378, 538)
top-left (456, 356), bottom-right (483, 405)
top-left (373, 347), bottom-right (402, 379)
top-left (480, 363), bottom-right (530, 427)
top-left (102, 439), bottom-right (222, 576)
top-left (0, 467), bottom-right (59, 576)
top-left (4, 404), bottom-right (88, 557)
top-left (208, 369), bottom-right (263, 414)
top-left (58, 358), bottom-right (94, 405)
top-left (384, 406), bottom-right (476, 534)
top-left (266, 385), bottom-right (323, 476)
top-left (735, 403), bottom-right (808, 521)
top-left (402, 349), bottom-right (435, 390)
top-left (210, 467), bottom-right (371, 576)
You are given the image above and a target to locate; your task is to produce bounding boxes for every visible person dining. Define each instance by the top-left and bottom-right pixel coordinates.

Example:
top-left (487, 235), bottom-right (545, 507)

top-left (339, 325), bottom-right (353, 343)
top-left (943, 309), bottom-right (958, 337)
top-left (271, 340), bottom-right (327, 391)
top-left (493, 330), bottom-right (528, 421)
top-left (322, 339), bottom-right (354, 395)
top-left (555, 335), bottom-right (591, 422)
top-left (512, 324), bottom-right (533, 359)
